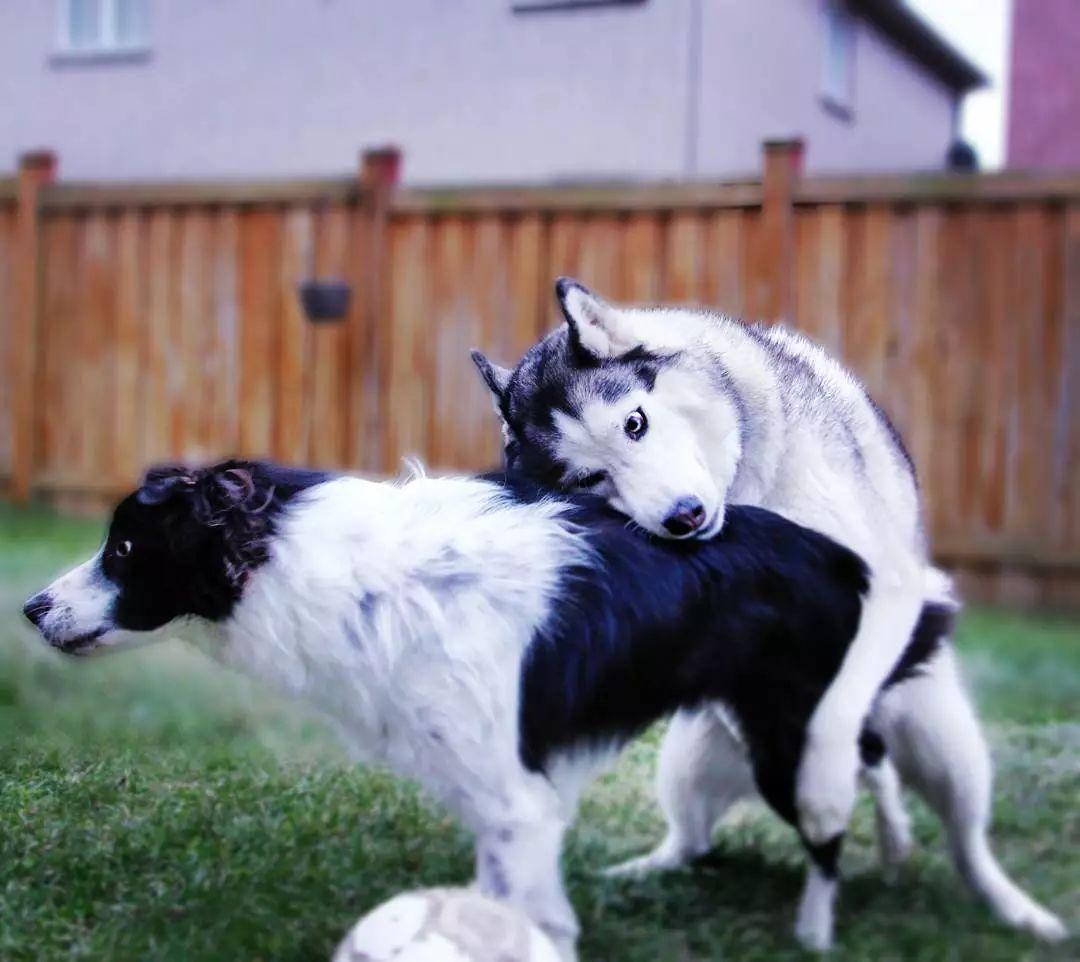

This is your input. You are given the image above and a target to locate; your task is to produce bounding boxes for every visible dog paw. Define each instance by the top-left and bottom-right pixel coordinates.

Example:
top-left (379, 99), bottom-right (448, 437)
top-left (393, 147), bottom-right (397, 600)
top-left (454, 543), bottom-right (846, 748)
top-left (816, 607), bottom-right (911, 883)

top-left (602, 838), bottom-right (692, 879)
top-left (794, 914), bottom-right (833, 952)
top-left (797, 740), bottom-right (859, 845)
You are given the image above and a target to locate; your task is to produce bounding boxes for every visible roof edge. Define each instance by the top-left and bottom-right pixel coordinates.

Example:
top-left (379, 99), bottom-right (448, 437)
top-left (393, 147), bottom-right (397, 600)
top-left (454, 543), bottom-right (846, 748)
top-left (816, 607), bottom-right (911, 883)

top-left (850, 0), bottom-right (989, 93)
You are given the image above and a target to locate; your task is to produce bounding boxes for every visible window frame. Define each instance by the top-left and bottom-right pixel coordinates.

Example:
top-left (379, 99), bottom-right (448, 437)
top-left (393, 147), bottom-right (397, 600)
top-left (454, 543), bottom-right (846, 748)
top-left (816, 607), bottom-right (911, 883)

top-left (821, 0), bottom-right (856, 122)
top-left (55, 0), bottom-right (150, 60)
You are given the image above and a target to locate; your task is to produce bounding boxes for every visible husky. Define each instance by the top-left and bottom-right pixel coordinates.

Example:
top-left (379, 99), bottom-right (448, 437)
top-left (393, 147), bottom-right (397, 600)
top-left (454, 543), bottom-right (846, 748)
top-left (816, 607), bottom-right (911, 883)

top-left (471, 278), bottom-right (1068, 947)
top-left (22, 461), bottom-right (1064, 956)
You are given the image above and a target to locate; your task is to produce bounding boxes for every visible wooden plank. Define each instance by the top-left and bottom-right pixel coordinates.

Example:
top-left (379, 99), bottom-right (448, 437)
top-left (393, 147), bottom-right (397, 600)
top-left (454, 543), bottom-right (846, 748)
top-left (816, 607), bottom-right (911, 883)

top-left (664, 211), bottom-right (706, 304)
top-left (1062, 205), bottom-right (1080, 550)
top-left (80, 211), bottom-right (118, 478)
top-left (277, 206), bottom-right (314, 464)
top-left (237, 208), bottom-right (281, 458)
top-left (384, 215), bottom-right (432, 468)
top-left (114, 209), bottom-right (144, 482)
top-left (142, 209), bottom-right (175, 466)
top-left (503, 213), bottom-right (546, 359)
top-left (469, 215), bottom-right (510, 467)
top-left (578, 214), bottom-right (622, 299)
top-left (546, 215), bottom-right (584, 329)
top-left (756, 141), bottom-right (800, 323)
top-left (178, 209), bottom-right (212, 459)
top-left (797, 170), bottom-right (1080, 205)
top-left (36, 216), bottom-right (74, 477)
top-left (882, 207), bottom-right (919, 478)
top-left (704, 209), bottom-right (742, 315)
top-left (909, 205), bottom-right (942, 533)
top-left (10, 154), bottom-right (56, 500)
top-left (622, 213), bottom-right (663, 304)
top-left (429, 215), bottom-right (471, 470)
top-left (0, 208), bottom-right (16, 477)
top-left (209, 207), bottom-right (241, 457)
top-left (1006, 205), bottom-right (1046, 542)
top-left (394, 180), bottom-right (762, 215)
top-left (841, 205), bottom-right (890, 402)
top-left (43, 178), bottom-right (359, 210)
top-left (308, 204), bottom-right (350, 468)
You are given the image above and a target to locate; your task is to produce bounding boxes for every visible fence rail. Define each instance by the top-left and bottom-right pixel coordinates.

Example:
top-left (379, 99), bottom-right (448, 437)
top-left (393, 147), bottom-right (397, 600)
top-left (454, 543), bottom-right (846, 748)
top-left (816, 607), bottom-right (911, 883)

top-left (2, 141), bottom-right (1078, 608)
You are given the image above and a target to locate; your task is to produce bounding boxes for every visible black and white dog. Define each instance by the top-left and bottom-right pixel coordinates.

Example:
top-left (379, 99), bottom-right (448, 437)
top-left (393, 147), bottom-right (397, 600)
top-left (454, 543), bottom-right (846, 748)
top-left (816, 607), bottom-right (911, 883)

top-left (23, 461), bottom-right (1065, 957)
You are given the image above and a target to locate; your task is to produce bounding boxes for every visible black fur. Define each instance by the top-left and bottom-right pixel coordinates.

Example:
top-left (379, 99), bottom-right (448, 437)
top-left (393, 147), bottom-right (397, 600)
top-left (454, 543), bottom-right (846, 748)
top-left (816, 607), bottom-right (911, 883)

top-left (493, 476), bottom-right (950, 837)
top-left (104, 460), bottom-right (328, 631)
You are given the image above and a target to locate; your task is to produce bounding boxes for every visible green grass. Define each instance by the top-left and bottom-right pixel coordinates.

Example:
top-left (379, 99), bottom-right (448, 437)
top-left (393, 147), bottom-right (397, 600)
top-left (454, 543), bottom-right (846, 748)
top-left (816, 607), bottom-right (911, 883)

top-left (0, 502), bottom-right (1077, 961)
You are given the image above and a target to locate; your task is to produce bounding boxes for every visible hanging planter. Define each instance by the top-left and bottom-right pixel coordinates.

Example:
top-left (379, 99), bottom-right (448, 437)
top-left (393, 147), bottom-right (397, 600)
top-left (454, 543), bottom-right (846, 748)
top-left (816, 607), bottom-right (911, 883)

top-left (299, 279), bottom-right (351, 323)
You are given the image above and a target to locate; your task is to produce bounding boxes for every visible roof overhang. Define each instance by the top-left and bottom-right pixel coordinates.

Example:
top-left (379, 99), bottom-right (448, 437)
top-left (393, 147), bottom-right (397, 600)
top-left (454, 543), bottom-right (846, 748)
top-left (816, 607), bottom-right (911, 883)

top-left (850, 0), bottom-right (989, 93)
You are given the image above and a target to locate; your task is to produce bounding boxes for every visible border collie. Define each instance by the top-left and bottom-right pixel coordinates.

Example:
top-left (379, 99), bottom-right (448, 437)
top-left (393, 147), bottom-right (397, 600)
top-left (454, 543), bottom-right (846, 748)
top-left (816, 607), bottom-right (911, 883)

top-left (23, 461), bottom-right (1066, 957)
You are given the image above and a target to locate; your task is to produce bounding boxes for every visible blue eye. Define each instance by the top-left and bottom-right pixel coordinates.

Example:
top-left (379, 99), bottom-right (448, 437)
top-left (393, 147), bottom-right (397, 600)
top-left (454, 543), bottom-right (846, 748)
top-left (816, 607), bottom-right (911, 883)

top-left (624, 408), bottom-right (648, 440)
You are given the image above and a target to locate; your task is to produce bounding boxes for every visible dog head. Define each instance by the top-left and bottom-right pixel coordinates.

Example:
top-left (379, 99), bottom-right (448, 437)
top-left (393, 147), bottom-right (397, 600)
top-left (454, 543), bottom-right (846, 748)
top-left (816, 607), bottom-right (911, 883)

top-left (472, 278), bottom-right (742, 539)
top-left (22, 460), bottom-right (316, 655)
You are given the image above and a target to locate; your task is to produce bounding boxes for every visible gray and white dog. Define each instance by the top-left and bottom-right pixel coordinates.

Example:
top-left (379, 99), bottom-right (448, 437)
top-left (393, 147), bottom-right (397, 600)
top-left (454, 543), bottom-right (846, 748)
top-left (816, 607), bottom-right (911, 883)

top-left (472, 278), bottom-right (1066, 948)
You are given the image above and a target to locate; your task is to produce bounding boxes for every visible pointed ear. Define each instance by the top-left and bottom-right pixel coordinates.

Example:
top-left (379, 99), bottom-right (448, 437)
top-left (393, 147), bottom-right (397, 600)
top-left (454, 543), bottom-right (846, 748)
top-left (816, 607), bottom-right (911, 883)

top-left (555, 277), bottom-right (639, 361)
top-left (470, 349), bottom-right (512, 402)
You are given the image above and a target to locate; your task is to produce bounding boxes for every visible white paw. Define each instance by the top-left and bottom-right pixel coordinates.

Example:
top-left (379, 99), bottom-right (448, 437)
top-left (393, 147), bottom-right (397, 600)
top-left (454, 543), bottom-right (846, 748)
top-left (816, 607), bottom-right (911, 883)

top-left (602, 838), bottom-right (693, 879)
top-left (794, 915), bottom-right (833, 952)
top-left (878, 819), bottom-right (914, 871)
top-left (797, 740), bottom-right (859, 845)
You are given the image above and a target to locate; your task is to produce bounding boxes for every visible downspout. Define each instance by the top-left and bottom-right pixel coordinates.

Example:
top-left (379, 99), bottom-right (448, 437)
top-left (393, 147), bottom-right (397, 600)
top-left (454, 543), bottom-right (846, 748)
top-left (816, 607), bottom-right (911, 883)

top-left (684, 0), bottom-right (704, 178)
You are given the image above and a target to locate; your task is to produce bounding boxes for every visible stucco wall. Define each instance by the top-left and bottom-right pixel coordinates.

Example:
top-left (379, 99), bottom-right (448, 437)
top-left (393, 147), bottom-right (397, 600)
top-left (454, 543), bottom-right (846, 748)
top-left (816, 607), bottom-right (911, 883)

top-left (0, 0), bottom-right (956, 182)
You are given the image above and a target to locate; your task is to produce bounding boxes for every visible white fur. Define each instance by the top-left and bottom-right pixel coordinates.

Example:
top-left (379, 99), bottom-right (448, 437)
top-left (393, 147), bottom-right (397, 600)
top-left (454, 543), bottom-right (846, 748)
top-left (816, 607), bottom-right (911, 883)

top-left (551, 286), bottom-right (1066, 946)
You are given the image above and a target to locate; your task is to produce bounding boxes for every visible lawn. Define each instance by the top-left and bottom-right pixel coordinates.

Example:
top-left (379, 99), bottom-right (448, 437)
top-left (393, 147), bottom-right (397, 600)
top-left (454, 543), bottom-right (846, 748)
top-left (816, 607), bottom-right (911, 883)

top-left (0, 503), bottom-right (1077, 962)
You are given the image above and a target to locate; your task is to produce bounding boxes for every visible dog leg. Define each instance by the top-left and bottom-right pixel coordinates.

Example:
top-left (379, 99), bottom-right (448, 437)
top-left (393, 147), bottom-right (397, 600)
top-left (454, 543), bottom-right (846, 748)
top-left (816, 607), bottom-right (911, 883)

top-left (798, 565), bottom-right (924, 844)
top-left (795, 834), bottom-right (844, 952)
top-left (475, 817), bottom-right (579, 961)
top-left (858, 730), bottom-right (913, 872)
top-left (605, 707), bottom-right (754, 877)
top-left (878, 649), bottom-right (1067, 942)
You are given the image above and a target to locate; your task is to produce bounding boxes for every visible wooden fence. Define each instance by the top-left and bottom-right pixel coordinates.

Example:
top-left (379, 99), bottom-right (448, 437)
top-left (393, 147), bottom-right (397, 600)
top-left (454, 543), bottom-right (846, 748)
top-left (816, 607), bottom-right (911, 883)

top-left (1, 142), bottom-right (1078, 607)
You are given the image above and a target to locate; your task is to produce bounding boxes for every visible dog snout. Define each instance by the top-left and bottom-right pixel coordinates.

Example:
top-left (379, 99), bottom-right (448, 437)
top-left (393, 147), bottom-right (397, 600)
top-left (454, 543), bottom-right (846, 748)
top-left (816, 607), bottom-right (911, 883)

top-left (23, 592), bottom-right (53, 630)
top-left (661, 497), bottom-right (707, 537)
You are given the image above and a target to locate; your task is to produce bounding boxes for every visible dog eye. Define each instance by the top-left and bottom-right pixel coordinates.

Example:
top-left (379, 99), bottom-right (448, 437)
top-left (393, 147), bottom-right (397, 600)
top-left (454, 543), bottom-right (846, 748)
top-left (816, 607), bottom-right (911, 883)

top-left (624, 408), bottom-right (648, 440)
top-left (115, 540), bottom-right (133, 558)
top-left (575, 470), bottom-right (608, 489)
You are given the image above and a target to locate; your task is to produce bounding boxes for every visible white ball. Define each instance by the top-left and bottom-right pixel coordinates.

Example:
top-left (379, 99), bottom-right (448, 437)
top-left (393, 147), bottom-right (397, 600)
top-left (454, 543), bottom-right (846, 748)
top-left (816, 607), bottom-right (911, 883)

top-left (331, 887), bottom-right (562, 962)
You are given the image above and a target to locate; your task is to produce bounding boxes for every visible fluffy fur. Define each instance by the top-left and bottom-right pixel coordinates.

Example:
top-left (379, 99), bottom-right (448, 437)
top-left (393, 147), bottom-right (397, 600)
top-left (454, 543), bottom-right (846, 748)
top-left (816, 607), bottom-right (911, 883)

top-left (24, 461), bottom-right (1064, 956)
top-left (472, 279), bottom-right (935, 840)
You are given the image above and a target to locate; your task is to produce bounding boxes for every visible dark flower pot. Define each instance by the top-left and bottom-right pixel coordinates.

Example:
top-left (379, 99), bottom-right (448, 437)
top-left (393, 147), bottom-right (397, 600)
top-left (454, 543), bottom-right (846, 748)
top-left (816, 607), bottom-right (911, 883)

top-left (299, 280), bottom-right (351, 323)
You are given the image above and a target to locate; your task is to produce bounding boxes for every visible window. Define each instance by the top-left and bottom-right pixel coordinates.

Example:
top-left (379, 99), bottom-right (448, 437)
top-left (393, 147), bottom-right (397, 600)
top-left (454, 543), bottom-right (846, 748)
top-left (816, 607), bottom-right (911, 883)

top-left (822, 0), bottom-right (855, 119)
top-left (513, 0), bottom-right (645, 11)
top-left (60, 0), bottom-right (149, 54)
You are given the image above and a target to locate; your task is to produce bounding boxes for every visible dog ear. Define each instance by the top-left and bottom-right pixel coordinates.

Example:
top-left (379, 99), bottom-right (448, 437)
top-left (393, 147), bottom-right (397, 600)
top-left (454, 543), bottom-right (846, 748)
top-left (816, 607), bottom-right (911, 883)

top-left (137, 465), bottom-right (198, 506)
top-left (555, 277), bottom-right (639, 362)
top-left (470, 350), bottom-right (512, 403)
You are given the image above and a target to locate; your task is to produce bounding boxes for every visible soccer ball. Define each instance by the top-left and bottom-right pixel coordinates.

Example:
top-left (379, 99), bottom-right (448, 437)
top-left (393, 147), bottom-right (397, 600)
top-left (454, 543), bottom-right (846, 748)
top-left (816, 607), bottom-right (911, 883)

top-left (331, 887), bottom-right (562, 962)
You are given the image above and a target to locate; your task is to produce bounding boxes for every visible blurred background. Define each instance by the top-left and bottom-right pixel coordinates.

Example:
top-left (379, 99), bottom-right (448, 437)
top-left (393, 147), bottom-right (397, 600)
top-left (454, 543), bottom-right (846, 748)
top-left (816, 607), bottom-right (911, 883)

top-left (0, 3), bottom-right (1077, 960)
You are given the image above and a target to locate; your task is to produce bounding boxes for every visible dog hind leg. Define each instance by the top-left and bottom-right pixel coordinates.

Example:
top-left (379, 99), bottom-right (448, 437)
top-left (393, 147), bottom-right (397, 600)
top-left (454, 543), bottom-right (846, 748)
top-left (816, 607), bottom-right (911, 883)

top-left (604, 706), bottom-right (754, 877)
top-left (876, 648), bottom-right (1067, 942)
top-left (858, 730), bottom-right (914, 871)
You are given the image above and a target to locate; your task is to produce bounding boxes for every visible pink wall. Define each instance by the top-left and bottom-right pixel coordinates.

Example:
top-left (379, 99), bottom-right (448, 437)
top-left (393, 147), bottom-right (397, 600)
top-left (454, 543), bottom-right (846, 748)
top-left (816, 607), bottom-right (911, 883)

top-left (0, 0), bottom-right (958, 183)
top-left (1007, 0), bottom-right (1080, 169)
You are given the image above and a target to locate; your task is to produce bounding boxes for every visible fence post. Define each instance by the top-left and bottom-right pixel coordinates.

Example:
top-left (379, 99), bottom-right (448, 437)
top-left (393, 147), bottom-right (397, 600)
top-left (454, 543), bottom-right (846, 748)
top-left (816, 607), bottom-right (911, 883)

top-left (10, 150), bottom-right (56, 503)
top-left (759, 138), bottom-right (803, 323)
top-left (352, 146), bottom-right (400, 472)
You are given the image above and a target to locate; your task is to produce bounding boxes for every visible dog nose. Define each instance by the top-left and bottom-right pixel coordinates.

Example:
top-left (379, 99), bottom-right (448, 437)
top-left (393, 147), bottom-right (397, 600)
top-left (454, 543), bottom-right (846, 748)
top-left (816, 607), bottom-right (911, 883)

top-left (662, 497), bottom-right (707, 537)
top-left (23, 592), bottom-right (52, 629)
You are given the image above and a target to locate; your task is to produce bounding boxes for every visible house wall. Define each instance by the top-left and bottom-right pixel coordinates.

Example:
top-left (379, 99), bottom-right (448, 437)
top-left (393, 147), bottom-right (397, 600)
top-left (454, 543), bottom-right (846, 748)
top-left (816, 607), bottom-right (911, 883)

top-left (0, 0), bottom-right (956, 182)
top-left (1007, 0), bottom-right (1080, 169)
